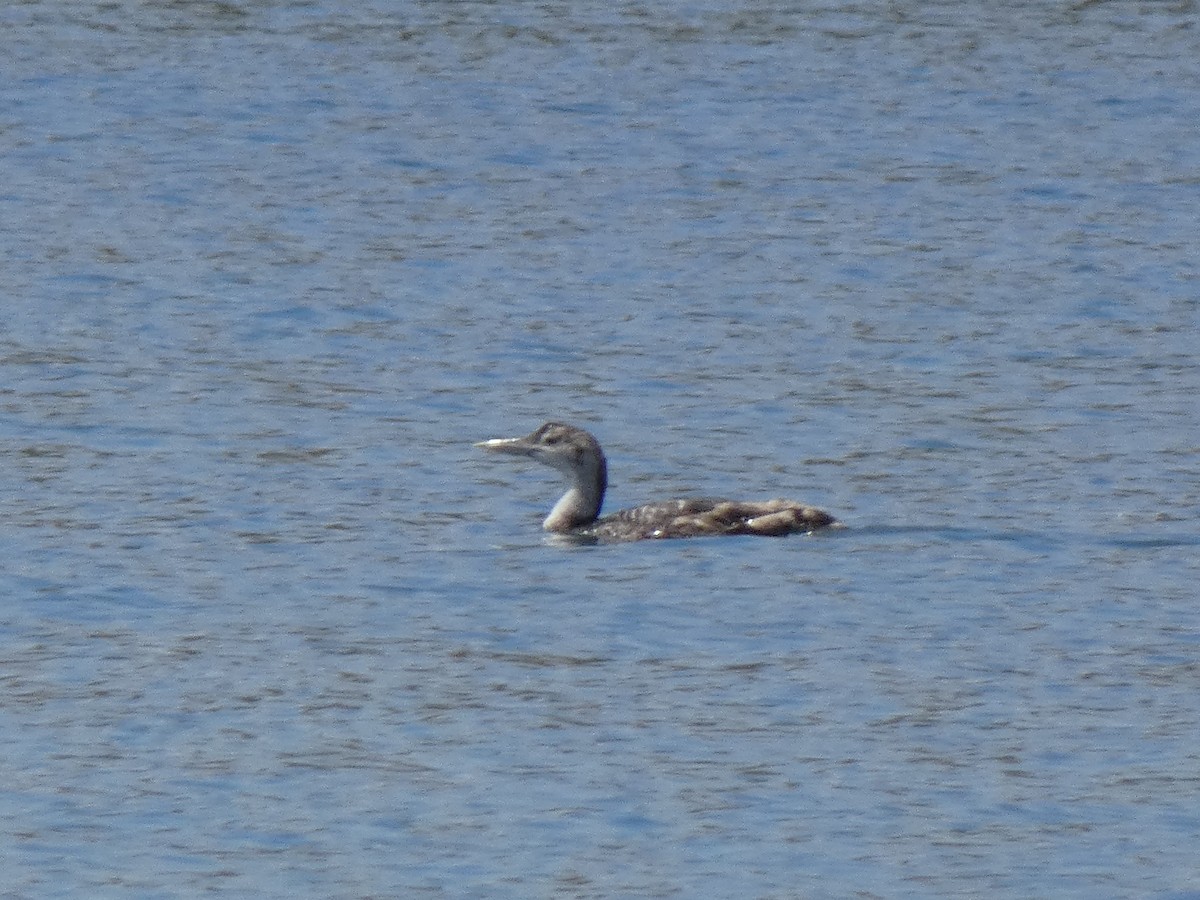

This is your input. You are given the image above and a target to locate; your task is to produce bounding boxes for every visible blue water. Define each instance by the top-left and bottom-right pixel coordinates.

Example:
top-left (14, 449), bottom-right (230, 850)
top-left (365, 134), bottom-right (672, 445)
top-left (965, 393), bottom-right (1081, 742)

top-left (3, 2), bottom-right (1199, 897)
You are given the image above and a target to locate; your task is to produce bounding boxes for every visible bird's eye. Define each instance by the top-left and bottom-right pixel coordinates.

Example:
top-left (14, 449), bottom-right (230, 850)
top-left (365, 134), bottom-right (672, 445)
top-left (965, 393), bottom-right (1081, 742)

top-left (544, 435), bottom-right (561, 445)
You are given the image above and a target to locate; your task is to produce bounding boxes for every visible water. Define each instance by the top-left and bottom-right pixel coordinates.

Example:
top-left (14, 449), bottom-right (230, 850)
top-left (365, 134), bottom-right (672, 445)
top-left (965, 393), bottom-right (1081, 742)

top-left (3, 2), bottom-right (1199, 897)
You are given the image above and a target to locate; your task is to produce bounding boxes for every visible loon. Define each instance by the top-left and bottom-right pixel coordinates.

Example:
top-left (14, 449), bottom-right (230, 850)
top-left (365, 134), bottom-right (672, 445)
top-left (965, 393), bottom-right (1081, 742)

top-left (476, 422), bottom-right (838, 542)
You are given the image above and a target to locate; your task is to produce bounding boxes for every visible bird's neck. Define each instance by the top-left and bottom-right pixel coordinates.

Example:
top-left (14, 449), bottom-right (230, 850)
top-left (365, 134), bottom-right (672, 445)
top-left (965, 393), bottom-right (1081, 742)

top-left (542, 462), bottom-right (606, 532)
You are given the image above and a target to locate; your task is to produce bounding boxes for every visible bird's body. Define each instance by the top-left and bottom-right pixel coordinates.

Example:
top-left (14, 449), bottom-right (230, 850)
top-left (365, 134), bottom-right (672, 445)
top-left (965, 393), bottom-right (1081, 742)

top-left (476, 422), bottom-right (837, 542)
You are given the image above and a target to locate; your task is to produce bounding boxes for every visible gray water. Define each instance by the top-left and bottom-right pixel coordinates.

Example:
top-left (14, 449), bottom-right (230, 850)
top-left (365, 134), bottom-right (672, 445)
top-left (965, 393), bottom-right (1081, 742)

top-left (3, 2), bottom-right (1199, 897)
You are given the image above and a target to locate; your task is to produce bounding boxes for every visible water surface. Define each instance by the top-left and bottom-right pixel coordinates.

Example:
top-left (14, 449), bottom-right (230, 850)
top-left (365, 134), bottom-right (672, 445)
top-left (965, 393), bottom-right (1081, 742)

top-left (3, 2), bottom-right (1199, 897)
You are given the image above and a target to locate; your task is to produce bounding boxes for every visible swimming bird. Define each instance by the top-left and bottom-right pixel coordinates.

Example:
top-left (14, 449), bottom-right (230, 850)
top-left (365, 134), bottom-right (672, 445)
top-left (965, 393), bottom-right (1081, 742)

top-left (476, 422), bottom-right (838, 541)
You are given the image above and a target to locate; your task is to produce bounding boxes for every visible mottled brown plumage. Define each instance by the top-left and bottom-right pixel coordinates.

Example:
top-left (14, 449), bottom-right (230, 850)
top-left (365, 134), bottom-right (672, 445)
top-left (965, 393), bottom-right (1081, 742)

top-left (476, 422), bottom-right (837, 542)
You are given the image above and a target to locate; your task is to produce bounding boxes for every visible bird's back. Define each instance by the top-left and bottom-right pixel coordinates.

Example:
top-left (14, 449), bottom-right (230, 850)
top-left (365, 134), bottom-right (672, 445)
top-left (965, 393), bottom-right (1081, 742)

top-left (578, 498), bottom-right (837, 541)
